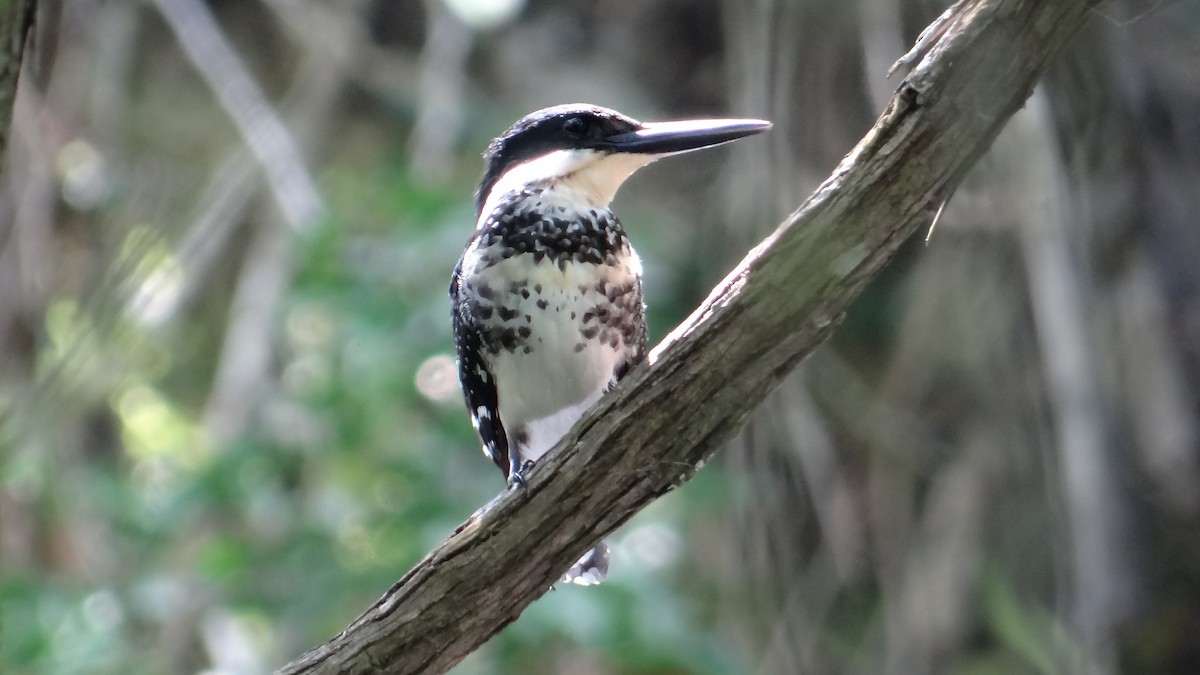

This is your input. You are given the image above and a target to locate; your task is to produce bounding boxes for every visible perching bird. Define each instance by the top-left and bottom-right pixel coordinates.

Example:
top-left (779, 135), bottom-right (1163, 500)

top-left (450, 104), bottom-right (770, 584)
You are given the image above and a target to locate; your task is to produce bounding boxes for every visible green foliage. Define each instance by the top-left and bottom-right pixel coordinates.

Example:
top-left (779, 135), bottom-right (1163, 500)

top-left (978, 563), bottom-right (1078, 675)
top-left (1, 143), bottom-right (743, 673)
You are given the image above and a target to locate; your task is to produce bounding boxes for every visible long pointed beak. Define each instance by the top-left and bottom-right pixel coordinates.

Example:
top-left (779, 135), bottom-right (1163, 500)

top-left (601, 118), bottom-right (772, 155)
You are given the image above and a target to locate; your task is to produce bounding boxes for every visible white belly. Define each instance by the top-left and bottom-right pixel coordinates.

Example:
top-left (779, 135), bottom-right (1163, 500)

top-left (491, 312), bottom-right (620, 426)
top-left (469, 253), bottom-right (641, 461)
top-left (490, 271), bottom-right (626, 453)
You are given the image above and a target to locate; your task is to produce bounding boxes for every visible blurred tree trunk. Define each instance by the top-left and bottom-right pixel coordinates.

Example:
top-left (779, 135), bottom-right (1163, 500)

top-left (276, 0), bottom-right (1099, 672)
top-left (0, 0), bottom-right (37, 585)
top-left (0, 0), bottom-right (33, 167)
top-left (0, 0), bottom-right (35, 397)
top-left (724, 4), bottom-right (1200, 672)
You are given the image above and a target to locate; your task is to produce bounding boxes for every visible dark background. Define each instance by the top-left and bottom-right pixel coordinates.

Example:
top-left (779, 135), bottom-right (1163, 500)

top-left (1, 0), bottom-right (1198, 673)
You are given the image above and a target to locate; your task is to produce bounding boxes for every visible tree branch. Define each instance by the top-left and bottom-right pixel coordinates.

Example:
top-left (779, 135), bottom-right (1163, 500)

top-left (277, 0), bottom-right (1097, 672)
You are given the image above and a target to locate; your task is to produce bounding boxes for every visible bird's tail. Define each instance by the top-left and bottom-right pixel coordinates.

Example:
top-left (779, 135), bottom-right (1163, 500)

top-left (560, 541), bottom-right (609, 586)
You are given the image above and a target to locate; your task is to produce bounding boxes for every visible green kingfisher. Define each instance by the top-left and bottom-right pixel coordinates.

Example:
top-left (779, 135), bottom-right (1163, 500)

top-left (450, 104), bottom-right (770, 584)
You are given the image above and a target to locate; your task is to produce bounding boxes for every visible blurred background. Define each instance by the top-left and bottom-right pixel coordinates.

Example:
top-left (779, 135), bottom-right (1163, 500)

top-left (1, 0), bottom-right (1198, 673)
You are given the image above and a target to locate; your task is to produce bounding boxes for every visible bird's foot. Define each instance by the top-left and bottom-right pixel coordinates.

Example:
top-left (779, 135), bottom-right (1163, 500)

top-left (506, 459), bottom-right (536, 490)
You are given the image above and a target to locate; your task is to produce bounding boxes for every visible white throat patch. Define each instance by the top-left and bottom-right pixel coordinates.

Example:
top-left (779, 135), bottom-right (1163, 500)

top-left (478, 149), bottom-right (656, 227)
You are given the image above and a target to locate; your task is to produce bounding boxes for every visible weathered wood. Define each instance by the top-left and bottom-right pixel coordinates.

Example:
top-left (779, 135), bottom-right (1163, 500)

top-left (277, 1), bottom-right (1098, 672)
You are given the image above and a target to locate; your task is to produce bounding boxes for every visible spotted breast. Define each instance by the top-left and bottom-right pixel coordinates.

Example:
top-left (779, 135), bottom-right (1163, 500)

top-left (452, 187), bottom-right (647, 471)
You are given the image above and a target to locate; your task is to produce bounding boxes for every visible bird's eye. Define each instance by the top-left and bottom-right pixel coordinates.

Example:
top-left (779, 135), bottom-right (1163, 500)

top-left (563, 117), bottom-right (588, 136)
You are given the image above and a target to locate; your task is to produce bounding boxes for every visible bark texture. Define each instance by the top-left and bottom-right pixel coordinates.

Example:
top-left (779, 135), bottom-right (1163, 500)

top-left (278, 0), bottom-right (1098, 672)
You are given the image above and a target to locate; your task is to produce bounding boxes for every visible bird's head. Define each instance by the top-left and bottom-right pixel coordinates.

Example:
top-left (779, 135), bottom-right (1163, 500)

top-left (475, 104), bottom-right (771, 218)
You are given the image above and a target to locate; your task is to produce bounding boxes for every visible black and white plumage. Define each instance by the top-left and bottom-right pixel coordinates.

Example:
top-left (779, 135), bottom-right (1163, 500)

top-left (450, 104), bottom-right (770, 585)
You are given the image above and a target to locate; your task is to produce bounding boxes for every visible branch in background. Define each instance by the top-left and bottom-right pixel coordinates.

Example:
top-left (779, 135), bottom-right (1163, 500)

top-left (198, 37), bottom-right (349, 444)
top-left (151, 0), bottom-right (324, 232)
top-left (134, 0), bottom-right (356, 444)
top-left (0, 0), bottom-right (34, 170)
top-left (132, 57), bottom-right (350, 325)
top-left (0, 0), bottom-right (45, 411)
top-left (277, 0), bottom-right (1098, 672)
top-left (133, 0), bottom-right (369, 327)
top-left (201, 214), bottom-right (292, 445)
top-left (1013, 92), bottom-right (1127, 673)
top-left (406, 0), bottom-right (472, 182)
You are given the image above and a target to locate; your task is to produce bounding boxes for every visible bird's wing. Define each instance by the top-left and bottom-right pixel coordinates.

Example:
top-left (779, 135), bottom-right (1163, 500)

top-left (450, 256), bottom-right (512, 477)
top-left (612, 261), bottom-right (648, 383)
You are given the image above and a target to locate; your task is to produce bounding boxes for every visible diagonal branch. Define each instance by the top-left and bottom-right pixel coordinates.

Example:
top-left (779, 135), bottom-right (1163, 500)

top-left (278, 0), bottom-right (1097, 672)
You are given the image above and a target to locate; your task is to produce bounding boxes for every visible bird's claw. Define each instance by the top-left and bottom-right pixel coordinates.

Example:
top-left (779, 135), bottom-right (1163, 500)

top-left (506, 459), bottom-right (535, 490)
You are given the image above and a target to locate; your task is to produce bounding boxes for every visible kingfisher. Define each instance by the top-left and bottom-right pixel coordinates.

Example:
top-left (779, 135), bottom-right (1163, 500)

top-left (450, 104), bottom-right (770, 584)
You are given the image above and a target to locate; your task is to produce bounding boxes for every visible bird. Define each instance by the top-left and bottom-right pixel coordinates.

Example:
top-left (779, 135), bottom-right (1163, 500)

top-left (450, 103), bottom-right (770, 585)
